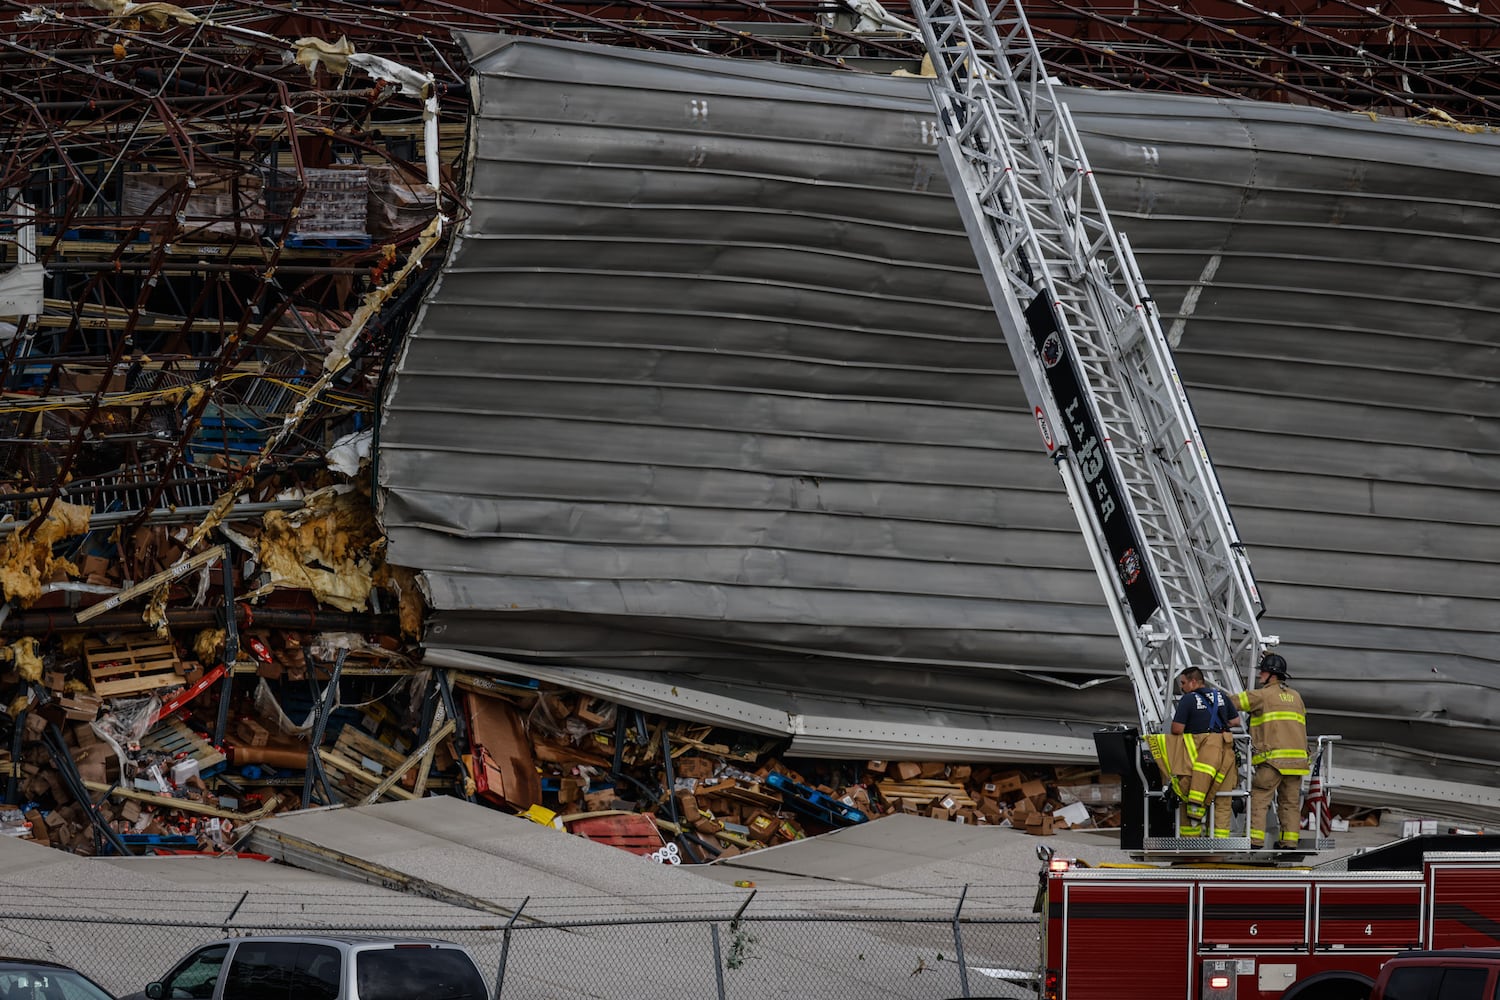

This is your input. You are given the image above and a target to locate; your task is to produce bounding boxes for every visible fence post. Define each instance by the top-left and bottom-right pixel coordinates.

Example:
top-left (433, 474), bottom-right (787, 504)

top-left (221, 890), bottom-right (249, 937)
top-left (709, 923), bottom-right (727, 1000)
top-left (952, 884), bottom-right (971, 998)
top-left (495, 896), bottom-right (530, 999)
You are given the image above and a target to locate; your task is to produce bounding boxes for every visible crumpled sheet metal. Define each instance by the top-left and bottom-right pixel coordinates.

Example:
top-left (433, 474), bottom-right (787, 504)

top-left (379, 36), bottom-right (1500, 782)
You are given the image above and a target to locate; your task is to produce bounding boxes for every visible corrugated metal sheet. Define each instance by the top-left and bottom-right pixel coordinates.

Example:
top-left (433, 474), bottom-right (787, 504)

top-left (379, 35), bottom-right (1499, 808)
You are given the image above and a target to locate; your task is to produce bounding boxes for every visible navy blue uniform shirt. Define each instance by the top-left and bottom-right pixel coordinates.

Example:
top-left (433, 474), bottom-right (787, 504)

top-left (1173, 687), bottom-right (1236, 733)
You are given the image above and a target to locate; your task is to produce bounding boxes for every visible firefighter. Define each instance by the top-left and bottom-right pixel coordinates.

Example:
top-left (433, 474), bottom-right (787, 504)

top-left (1168, 668), bottom-right (1237, 838)
top-left (1238, 652), bottom-right (1309, 849)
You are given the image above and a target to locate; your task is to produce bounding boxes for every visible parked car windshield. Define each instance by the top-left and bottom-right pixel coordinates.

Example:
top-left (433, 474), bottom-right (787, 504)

top-left (355, 947), bottom-right (486, 1000)
top-left (0, 966), bottom-right (115, 1000)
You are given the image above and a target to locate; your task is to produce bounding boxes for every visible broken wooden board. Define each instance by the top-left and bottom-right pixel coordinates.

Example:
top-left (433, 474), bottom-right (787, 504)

top-left (84, 781), bottom-right (282, 822)
top-left (465, 691), bottom-right (541, 811)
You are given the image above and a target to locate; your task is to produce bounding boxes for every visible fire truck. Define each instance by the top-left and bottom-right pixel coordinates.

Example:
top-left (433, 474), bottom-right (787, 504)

top-left (1039, 836), bottom-right (1500, 1000)
top-left (906, 0), bottom-right (1286, 858)
top-left (902, 0), bottom-right (1500, 995)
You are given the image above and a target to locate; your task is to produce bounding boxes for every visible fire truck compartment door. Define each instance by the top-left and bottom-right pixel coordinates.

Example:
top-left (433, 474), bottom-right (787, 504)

top-left (1200, 885), bottom-right (1308, 949)
top-left (1064, 883), bottom-right (1192, 999)
top-left (1430, 864), bottom-right (1500, 949)
top-left (1315, 884), bottom-right (1424, 950)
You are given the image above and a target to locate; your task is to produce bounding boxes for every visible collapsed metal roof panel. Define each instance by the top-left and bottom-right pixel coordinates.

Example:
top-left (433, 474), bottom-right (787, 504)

top-left (379, 35), bottom-right (1500, 811)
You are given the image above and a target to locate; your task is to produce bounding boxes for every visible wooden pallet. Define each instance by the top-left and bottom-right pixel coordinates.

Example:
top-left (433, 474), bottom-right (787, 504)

top-left (875, 779), bottom-right (976, 810)
top-left (317, 725), bottom-right (415, 804)
top-left (141, 717), bottom-right (226, 774)
top-left (85, 634), bottom-right (182, 697)
top-left (566, 812), bottom-right (665, 856)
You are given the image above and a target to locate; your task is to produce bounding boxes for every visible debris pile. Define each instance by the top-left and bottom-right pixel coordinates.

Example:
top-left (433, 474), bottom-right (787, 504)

top-left (460, 684), bottom-right (1130, 860)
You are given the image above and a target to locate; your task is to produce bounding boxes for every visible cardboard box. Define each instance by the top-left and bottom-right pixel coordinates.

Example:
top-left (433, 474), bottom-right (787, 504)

top-left (893, 762), bottom-right (922, 781)
top-left (675, 757), bottom-right (715, 779)
top-left (930, 807), bottom-right (951, 822)
top-left (918, 761), bottom-right (946, 779)
top-left (80, 554), bottom-right (114, 586)
top-left (583, 789), bottom-right (615, 811)
top-left (1058, 781), bottom-right (1123, 806)
top-left (122, 168), bottom-right (265, 240)
top-left (59, 693), bottom-right (102, 722)
top-left (866, 760), bottom-right (887, 774)
top-left (1020, 779), bottom-right (1048, 801)
top-left (366, 162), bottom-right (437, 239)
top-left (746, 812), bottom-right (779, 843)
top-left (1025, 813), bottom-right (1054, 836)
top-left (236, 718), bottom-right (270, 747)
top-left (676, 792), bottom-right (702, 823)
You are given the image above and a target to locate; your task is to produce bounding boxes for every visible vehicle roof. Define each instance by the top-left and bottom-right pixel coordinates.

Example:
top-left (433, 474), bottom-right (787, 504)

top-left (1392, 950), bottom-right (1500, 962)
top-left (222, 935), bottom-right (466, 947)
top-left (0, 958), bottom-right (88, 971)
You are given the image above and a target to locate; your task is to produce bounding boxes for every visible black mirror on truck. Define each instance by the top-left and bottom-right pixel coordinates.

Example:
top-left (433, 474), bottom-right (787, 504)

top-left (145, 983), bottom-right (165, 1000)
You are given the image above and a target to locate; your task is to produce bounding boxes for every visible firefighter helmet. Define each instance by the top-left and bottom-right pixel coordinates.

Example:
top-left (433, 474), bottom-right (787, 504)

top-left (1259, 652), bottom-right (1289, 679)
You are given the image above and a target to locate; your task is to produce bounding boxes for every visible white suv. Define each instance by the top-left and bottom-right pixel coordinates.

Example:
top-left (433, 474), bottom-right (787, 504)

top-left (132, 935), bottom-right (488, 1000)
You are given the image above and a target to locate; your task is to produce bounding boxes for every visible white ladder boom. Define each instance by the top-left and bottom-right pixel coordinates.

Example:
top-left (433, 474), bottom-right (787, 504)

top-left (908, 0), bottom-right (1267, 731)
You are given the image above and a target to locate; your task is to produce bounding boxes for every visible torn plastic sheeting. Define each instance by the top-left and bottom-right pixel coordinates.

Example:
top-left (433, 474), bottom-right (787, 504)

top-left (326, 428), bottom-right (373, 477)
top-left (292, 35), bottom-right (355, 78)
top-left (0, 263), bottom-right (43, 315)
top-left (255, 676), bottom-right (321, 734)
top-left (0, 500), bottom-right (91, 606)
top-left (80, 0), bottom-right (199, 26)
top-left (348, 53), bottom-right (432, 98)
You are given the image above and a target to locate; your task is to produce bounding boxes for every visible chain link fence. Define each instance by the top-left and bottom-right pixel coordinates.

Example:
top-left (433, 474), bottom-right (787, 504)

top-left (0, 898), bottom-right (1037, 999)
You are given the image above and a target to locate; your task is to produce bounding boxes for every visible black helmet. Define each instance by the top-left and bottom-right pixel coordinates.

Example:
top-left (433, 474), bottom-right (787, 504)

top-left (1259, 652), bottom-right (1289, 679)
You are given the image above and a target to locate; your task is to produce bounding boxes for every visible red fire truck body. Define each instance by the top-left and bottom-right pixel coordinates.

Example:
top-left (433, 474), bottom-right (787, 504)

top-left (1042, 850), bottom-right (1500, 1000)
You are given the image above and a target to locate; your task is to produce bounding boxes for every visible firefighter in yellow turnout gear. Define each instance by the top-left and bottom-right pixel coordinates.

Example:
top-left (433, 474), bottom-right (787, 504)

top-left (1149, 667), bottom-right (1238, 839)
top-left (1237, 652), bottom-right (1309, 849)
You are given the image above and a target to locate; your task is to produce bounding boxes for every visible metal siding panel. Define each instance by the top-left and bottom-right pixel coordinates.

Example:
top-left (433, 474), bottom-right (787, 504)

top-left (379, 37), bottom-right (1500, 796)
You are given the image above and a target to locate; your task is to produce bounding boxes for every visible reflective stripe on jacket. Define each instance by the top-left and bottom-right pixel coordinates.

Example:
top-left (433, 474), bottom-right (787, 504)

top-left (1236, 678), bottom-right (1309, 774)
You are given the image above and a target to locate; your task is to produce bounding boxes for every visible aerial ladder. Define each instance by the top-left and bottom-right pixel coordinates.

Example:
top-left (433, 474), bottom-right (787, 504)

top-left (905, 0), bottom-right (1336, 853)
